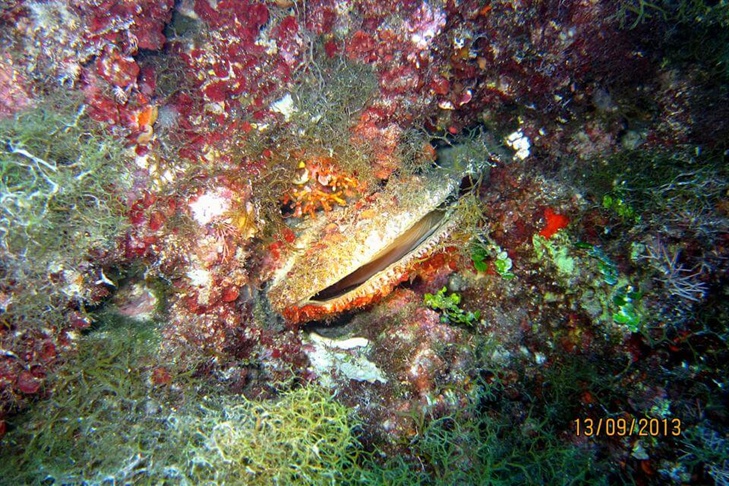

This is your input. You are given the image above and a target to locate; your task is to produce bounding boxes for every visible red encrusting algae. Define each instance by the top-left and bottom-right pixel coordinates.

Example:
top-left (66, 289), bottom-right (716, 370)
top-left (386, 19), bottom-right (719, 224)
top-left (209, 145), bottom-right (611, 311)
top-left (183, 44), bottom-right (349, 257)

top-left (539, 207), bottom-right (569, 239)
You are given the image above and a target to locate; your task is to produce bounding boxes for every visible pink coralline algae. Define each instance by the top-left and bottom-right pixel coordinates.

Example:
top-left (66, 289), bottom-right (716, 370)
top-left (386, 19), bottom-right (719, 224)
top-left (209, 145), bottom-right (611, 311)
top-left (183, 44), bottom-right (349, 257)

top-left (16, 0), bottom-right (172, 128)
top-left (342, 2), bottom-right (449, 178)
top-left (0, 53), bottom-right (33, 119)
top-left (162, 1), bottom-right (305, 162)
top-left (184, 1), bottom-right (296, 96)
top-left (405, 2), bottom-right (447, 50)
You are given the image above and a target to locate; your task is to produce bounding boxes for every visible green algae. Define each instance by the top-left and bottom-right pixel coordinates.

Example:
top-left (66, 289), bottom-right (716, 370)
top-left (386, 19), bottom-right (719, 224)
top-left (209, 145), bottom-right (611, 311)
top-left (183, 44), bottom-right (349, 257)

top-left (533, 234), bottom-right (648, 332)
top-left (533, 233), bottom-right (576, 279)
top-left (612, 286), bottom-right (645, 332)
top-left (354, 368), bottom-right (607, 486)
top-left (472, 240), bottom-right (516, 280)
top-left (0, 305), bottom-right (610, 485)
top-left (579, 148), bottom-right (728, 233)
top-left (0, 93), bottom-right (130, 329)
top-left (0, 317), bottom-right (362, 485)
top-left (424, 287), bottom-right (481, 327)
top-left (602, 193), bottom-right (640, 224)
top-left (619, 0), bottom-right (729, 81)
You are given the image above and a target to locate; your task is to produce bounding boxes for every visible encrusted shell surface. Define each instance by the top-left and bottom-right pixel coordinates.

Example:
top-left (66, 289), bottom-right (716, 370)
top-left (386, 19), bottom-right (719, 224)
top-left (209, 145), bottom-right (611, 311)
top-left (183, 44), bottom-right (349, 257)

top-left (267, 167), bottom-right (468, 324)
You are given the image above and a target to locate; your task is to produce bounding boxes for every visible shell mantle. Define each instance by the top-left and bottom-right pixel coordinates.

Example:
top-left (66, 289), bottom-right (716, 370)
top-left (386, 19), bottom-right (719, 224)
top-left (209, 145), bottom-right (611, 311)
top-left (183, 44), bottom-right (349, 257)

top-left (267, 168), bottom-right (470, 324)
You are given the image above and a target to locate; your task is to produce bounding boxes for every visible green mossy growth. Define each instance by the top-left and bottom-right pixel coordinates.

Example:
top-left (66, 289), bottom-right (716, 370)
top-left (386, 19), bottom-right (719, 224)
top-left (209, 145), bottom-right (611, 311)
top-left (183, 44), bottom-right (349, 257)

top-left (679, 425), bottom-right (729, 484)
top-left (197, 386), bottom-right (359, 485)
top-left (471, 242), bottom-right (489, 273)
top-left (0, 317), bottom-right (363, 485)
top-left (355, 369), bottom-right (607, 486)
top-left (0, 318), bottom-right (166, 484)
top-left (434, 128), bottom-right (496, 183)
top-left (535, 236), bottom-right (648, 331)
top-left (619, 0), bottom-right (729, 81)
top-left (533, 234), bottom-right (577, 278)
top-left (292, 56), bottom-right (376, 144)
top-left (472, 240), bottom-right (516, 279)
top-left (0, 95), bottom-right (128, 260)
top-left (0, 94), bottom-right (130, 327)
top-left (577, 242), bottom-right (620, 286)
top-left (493, 252), bottom-right (515, 279)
top-left (0, 306), bottom-right (629, 485)
top-left (602, 193), bottom-right (640, 224)
top-left (397, 128), bottom-right (437, 175)
top-left (579, 148), bottom-right (727, 235)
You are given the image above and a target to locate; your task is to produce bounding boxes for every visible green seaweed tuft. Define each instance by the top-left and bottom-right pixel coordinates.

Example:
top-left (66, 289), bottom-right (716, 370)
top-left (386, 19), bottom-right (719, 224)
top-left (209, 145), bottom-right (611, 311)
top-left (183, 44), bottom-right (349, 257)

top-left (355, 370), bottom-right (607, 485)
top-left (0, 317), bottom-right (362, 485)
top-left (424, 287), bottom-right (481, 327)
top-left (0, 93), bottom-right (130, 328)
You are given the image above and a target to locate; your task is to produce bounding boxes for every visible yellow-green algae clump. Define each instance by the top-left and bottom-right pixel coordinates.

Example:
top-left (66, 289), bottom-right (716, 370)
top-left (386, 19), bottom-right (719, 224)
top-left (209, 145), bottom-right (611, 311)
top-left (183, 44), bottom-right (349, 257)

top-left (0, 93), bottom-right (129, 329)
top-left (0, 318), bottom-right (361, 485)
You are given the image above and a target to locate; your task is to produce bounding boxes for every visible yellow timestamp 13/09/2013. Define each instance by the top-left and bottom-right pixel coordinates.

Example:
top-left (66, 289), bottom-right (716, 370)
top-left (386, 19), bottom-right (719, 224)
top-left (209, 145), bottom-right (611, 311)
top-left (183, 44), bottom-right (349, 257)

top-left (574, 417), bottom-right (681, 437)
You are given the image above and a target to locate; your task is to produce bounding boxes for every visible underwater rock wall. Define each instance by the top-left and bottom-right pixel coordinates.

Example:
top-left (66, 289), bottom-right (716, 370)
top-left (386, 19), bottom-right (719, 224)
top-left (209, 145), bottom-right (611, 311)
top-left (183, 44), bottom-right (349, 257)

top-left (1, 1), bottom-right (728, 484)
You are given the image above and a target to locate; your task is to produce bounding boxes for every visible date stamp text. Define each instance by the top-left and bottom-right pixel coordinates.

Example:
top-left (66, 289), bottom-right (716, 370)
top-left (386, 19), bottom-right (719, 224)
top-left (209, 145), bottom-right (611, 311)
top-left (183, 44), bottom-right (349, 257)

top-left (574, 417), bottom-right (681, 437)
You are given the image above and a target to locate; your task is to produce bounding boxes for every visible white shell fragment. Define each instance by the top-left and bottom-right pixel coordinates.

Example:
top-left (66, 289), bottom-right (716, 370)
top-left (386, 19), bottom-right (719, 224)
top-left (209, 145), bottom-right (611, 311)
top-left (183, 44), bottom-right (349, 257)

top-left (304, 332), bottom-right (387, 386)
top-left (505, 129), bottom-right (531, 160)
